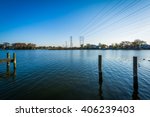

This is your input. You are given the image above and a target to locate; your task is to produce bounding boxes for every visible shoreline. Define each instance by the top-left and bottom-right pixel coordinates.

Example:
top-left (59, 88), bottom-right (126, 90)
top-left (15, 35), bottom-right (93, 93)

top-left (1, 48), bottom-right (150, 51)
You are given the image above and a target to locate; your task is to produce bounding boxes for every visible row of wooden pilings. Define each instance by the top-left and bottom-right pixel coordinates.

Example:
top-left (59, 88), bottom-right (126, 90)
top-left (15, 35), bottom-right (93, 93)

top-left (7, 53), bottom-right (16, 70)
top-left (0, 53), bottom-right (16, 70)
top-left (98, 55), bottom-right (139, 100)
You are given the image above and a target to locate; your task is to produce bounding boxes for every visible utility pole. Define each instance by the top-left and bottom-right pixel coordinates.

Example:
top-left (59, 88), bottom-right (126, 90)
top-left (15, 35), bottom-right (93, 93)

top-left (80, 36), bottom-right (84, 48)
top-left (70, 36), bottom-right (73, 48)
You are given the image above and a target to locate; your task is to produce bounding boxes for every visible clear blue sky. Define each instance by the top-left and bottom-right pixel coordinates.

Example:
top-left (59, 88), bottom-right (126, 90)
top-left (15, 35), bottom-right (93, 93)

top-left (0, 0), bottom-right (150, 46)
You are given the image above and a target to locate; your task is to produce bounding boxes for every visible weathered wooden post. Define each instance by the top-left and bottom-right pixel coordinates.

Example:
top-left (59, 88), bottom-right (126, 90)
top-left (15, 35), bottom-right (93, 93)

top-left (99, 71), bottom-right (103, 100)
top-left (133, 56), bottom-right (137, 77)
top-left (7, 53), bottom-right (10, 68)
top-left (13, 53), bottom-right (16, 69)
top-left (132, 56), bottom-right (140, 100)
top-left (98, 55), bottom-right (103, 99)
top-left (98, 55), bottom-right (102, 73)
top-left (132, 76), bottom-right (140, 100)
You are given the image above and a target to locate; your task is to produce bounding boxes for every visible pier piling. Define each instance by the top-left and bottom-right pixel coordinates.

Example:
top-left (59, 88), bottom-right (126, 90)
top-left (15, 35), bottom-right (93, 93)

top-left (0, 53), bottom-right (16, 71)
top-left (98, 55), bottom-right (103, 99)
top-left (132, 76), bottom-right (140, 100)
top-left (98, 55), bottom-right (102, 73)
top-left (133, 56), bottom-right (140, 99)
top-left (13, 53), bottom-right (16, 69)
top-left (133, 56), bottom-right (137, 77)
top-left (7, 53), bottom-right (10, 68)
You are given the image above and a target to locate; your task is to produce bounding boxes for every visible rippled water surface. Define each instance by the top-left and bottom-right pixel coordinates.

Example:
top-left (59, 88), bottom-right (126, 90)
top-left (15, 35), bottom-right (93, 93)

top-left (0, 50), bottom-right (150, 100)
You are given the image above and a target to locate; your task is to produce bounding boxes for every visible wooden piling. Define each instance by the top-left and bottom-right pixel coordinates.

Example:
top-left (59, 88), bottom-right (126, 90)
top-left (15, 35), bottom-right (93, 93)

top-left (133, 56), bottom-right (137, 77)
top-left (7, 53), bottom-right (10, 67)
top-left (13, 53), bottom-right (16, 69)
top-left (132, 76), bottom-right (140, 100)
top-left (98, 55), bottom-right (102, 73)
top-left (132, 56), bottom-right (140, 99)
top-left (99, 71), bottom-right (103, 100)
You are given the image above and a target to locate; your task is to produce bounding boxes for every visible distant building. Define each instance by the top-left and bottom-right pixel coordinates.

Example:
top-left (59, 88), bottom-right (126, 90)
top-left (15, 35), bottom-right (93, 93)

top-left (3, 42), bottom-right (10, 46)
top-left (2, 42), bottom-right (11, 49)
top-left (140, 44), bottom-right (150, 49)
top-left (85, 44), bottom-right (99, 49)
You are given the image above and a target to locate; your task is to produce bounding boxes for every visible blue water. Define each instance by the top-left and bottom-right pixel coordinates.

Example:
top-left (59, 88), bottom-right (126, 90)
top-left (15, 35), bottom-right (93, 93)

top-left (0, 50), bottom-right (150, 100)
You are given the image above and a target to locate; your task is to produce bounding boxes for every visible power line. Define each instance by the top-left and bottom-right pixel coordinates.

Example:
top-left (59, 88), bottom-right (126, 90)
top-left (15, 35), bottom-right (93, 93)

top-left (83, 0), bottom-right (142, 37)
top-left (117, 21), bottom-right (150, 37)
top-left (100, 14), bottom-right (150, 37)
top-left (79, 36), bottom-right (84, 47)
top-left (85, 0), bottom-right (150, 37)
top-left (80, 0), bottom-right (125, 35)
top-left (79, 0), bottom-right (113, 35)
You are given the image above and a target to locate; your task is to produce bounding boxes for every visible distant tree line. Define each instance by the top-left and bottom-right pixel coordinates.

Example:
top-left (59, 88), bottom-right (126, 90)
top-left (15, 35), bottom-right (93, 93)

top-left (0, 43), bottom-right (36, 50)
top-left (99, 39), bottom-right (150, 49)
top-left (0, 39), bottom-right (150, 50)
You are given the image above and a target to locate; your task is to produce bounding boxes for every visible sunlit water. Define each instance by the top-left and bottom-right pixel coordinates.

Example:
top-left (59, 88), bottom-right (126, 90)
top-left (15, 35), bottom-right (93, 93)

top-left (0, 50), bottom-right (150, 100)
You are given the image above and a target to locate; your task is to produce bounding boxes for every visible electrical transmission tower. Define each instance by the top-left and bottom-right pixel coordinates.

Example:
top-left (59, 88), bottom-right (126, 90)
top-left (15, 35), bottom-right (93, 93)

top-left (79, 36), bottom-right (84, 48)
top-left (70, 36), bottom-right (73, 48)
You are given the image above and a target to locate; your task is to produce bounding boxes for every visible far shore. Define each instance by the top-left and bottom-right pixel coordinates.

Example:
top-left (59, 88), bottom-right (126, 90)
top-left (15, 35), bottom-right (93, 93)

top-left (1, 48), bottom-right (150, 51)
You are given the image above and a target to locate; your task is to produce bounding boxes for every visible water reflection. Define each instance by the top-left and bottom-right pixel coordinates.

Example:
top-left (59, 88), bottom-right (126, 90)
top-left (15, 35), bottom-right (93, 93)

top-left (132, 76), bottom-right (140, 100)
top-left (99, 72), bottom-right (103, 100)
top-left (6, 65), bottom-right (11, 77)
top-left (12, 68), bottom-right (16, 78)
top-left (0, 66), bottom-right (16, 79)
top-left (98, 72), bottom-right (141, 100)
top-left (69, 50), bottom-right (74, 63)
top-left (0, 50), bottom-right (150, 99)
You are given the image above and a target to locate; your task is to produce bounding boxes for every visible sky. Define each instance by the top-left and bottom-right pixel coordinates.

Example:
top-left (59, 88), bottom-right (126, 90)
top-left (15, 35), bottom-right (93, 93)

top-left (0, 0), bottom-right (150, 46)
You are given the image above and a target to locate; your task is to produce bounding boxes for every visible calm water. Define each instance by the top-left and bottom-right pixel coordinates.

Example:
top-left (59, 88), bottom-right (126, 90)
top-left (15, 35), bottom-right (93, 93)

top-left (0, 50), bottom-right (150, 100)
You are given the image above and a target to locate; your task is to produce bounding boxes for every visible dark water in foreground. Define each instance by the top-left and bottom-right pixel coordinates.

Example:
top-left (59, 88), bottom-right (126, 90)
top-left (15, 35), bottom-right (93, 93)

top-left (0, 50), bottom-right (150, 100)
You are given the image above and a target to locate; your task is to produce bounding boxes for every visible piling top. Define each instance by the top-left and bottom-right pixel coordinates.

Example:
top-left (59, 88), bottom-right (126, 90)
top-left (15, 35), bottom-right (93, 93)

top-left (133, 56), bottom-right (138, 62)
top-left (98, 55), bottom-right (102, 72)
top-left (133, 56), bottom-right (138, 77)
